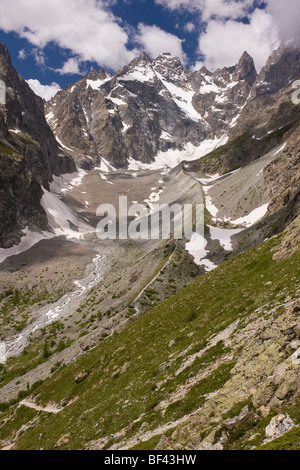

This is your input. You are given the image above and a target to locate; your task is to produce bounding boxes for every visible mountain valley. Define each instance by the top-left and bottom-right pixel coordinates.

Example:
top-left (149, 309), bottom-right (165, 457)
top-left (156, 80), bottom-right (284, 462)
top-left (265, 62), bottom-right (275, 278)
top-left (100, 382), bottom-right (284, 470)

top-left (0, 42), bottom-right (299, 451)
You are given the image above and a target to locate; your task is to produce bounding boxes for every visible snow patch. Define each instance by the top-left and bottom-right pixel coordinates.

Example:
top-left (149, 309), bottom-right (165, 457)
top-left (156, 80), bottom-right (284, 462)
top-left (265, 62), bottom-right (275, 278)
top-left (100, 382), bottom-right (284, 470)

top-left (0, 228), bottom-right (53, 264)
top-left (155, 70), bottom-right (203, 122)
top-left (231, 203), bottom-right (269, 227)
top-left (185, 233), bottom-right (217, 271)
top-left (41, 187), bottom-right (93, 239)
top-left (128, 136), bottom-right (228, 171)
top-left (208, 225), bottom-right (243, 251)
top-left (118, 64), bottom-right (156, 83)
top-left (110, 96), bottom-right (126, 107)
top-left (86, 77), bottom-right (111, 90)
top-left (274, 143), bottom-right (287, 156)
top-left (95, 158), bottom-right (116, 173)
top-left (56, 136), bottom-right (74, 152)
top-left (50, 170), bottom-right (87, 195)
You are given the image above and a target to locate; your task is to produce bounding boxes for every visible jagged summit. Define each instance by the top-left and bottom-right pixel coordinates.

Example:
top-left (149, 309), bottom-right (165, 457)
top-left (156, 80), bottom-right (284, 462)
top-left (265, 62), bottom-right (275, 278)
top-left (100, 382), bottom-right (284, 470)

top-left (253, 44), bottom-right (300, 97)
top-left (46, 50), bottom-right (261, 169)
top-left (233, 51), bottom-right (257, 86)
top-left (0, 39), bottom-right (300, 452)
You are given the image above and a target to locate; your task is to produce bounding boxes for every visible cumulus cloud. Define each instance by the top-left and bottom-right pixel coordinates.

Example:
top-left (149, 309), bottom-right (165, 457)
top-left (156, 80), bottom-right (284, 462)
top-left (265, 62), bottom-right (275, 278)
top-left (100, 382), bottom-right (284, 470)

top-left (54, 57), bottom-right (83, 75)
top-left (155, 0), bottom-right (198, 10)
top-left (157, 0), bottom-right (299, 71)
top-left (0, 0), bottom-right (138, 70)
top-left (27, 79), bottom-right (61, 100)
top-left (134, 24), bottom-right (187, 63)
top-left (18, 49), bottom-right (26, 60)
top-left (266, 0), bottom-right (300, 44)
top-left (155, 0), bottom-right (255, 19)
top-left (198, 9), bottom-right (279, 71)
top-left (184, 22), bottom-right (196, 33)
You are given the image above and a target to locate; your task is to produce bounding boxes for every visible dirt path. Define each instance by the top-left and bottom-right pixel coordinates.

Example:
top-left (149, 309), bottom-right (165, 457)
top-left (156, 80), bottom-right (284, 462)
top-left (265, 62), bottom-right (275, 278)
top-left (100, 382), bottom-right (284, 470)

top-left (19, 400), bottom-right (62, 414)
top-left (109, 407), bottom-right (201, 450)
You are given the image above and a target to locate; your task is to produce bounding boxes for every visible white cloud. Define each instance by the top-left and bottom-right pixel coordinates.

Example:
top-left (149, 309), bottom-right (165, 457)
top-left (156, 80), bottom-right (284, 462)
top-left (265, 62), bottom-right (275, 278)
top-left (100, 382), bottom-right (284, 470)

top-left (156, 0), bottom-right (287, 72)
top-left (54, 57), bottom-right (83, 75)
top-left (198, 9), bottom-right (279, 71)
top-left (156, 0), bottom-right (300, 46)
top-left (27, 79), bottom-right (61, 100)
top-left (32, 48), bottom-right (46, 68)
top-left (200, 0), bottom-right (255, 21)
top-left (266, 0), bottom-right (300, 44)
top-left (0, 0), bottom-right (138, 70)
top-left (155, 0), bottom-right (255, 19)
top-left (155, 0), bottom-right (198, 10)
top-left (184, 22), bottom-right (196, 33)
top-left (18, 49), bottom-right (26, 60)
top-left (134, 24), bottom-right (187, 63)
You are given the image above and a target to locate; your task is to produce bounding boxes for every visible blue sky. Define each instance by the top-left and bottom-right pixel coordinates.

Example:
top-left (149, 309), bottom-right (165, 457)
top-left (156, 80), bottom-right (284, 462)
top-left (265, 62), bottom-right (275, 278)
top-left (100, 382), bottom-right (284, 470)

top-left (0, 0), bottom-right (296, 99)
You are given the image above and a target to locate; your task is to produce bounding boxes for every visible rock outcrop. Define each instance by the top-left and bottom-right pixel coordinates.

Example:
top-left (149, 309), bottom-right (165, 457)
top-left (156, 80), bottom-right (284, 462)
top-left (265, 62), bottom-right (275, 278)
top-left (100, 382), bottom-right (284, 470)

top-left (45, 51), bottom-right (257, 169)
top-left (0, 43), bottom-right (75, 248)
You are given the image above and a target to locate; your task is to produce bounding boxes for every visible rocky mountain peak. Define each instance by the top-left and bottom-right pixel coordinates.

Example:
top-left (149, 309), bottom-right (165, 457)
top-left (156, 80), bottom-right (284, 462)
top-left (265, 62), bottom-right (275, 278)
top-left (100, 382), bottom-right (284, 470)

top-left (0, 43), bottom-right (75, 248)
top-left (153, 54), bottom-right (190, 85)
top-left (233, 51), bottom-right (257, 86)
top-left (124, 51), bottom-right (152, 71)
top-left (45, 50), bottom-right (264, 170)
top-left (253, 44), bottom-right (300, 97)
top-left (0, 43), bottom-right (11, 70)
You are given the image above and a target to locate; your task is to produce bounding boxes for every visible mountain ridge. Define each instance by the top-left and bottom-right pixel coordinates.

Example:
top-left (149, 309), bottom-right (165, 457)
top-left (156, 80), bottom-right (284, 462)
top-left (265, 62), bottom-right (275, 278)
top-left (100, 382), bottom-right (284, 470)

top-left (45, 49), bottom-right (258, 169)
top-left (0, 42), bottom-right (299, 451)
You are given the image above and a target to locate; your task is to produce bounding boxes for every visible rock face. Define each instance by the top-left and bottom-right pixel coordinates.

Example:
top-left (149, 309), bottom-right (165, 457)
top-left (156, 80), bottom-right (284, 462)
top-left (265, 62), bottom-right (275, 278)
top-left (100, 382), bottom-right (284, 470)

top-left (252, 45), bottom-right (300, 98)
top-left (265, 415), bottom-right (294, 440)
top-left (157, 299), bottom-right (300, 451)
top-left (45, 51), bottom-right (257, 169)
top-left (0, 43), bottom-right (75, 248)
top-left (1, 43), bottom-right (300, 248)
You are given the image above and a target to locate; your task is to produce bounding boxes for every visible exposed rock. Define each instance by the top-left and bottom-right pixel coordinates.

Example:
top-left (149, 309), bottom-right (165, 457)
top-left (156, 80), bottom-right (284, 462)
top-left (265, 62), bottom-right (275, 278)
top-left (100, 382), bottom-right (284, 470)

top-left (291, 348), bottom-right (300, 365)
top-left (253, 45), bottom-right (300, 98)
top-left (265, 281), bottom-right (273, 287)
top-left (0, 43), bottom-right (75, 248)
top-left (74, 371), bottom-right (88, 384)
top-left (54, 434), bottom-right (71, 448)
top-left (79, 339), bottom-right (97, 352)
top-left (60, 399), bottom-right (70, 408)
top-left (224, 406), bottom-right (251, 428)
top-left (272, 216), bottom-right (300, 262)
top-left (157, 301), bottom-right (300, 450)
top-left (265, 414), bottom-right (294, 440)
top-left (45, 51), bottom-right (256, 169)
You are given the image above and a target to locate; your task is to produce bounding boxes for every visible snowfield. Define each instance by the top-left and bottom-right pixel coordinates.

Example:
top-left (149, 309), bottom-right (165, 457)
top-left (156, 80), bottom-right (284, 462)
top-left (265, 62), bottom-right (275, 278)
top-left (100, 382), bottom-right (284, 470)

top-left (128, 136), bottom-right (228, 171)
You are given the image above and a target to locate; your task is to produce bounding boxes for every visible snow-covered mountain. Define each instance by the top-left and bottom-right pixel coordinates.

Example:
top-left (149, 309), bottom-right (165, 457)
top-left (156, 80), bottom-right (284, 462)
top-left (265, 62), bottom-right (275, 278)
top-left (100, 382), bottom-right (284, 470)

top-left (1, 42), bottom-right (300, 451)
top-left (45, 51), bottom-right (257, 169)
top-left (1, 42), bottom-right (300, 252)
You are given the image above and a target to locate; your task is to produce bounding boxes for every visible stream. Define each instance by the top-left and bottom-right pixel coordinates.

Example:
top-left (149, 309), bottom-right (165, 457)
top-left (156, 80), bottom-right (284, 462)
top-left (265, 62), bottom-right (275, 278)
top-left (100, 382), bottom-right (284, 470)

top-left (3, 253), bottom-right (105, 360)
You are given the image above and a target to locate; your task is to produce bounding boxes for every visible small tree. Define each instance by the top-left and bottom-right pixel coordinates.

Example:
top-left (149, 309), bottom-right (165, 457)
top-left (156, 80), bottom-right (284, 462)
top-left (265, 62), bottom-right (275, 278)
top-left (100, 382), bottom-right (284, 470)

top-left (43, 341), bottom-right (51, 358)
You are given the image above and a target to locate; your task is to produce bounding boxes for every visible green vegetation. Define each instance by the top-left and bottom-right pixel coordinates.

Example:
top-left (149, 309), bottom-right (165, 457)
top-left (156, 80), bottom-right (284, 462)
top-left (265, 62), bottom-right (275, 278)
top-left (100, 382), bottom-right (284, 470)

top-left (257, 427), bottom-right (300, 450)
top-left (0, 142), bottom-right (14, 156)
top-left (0, 232), bottom-right (299, 450)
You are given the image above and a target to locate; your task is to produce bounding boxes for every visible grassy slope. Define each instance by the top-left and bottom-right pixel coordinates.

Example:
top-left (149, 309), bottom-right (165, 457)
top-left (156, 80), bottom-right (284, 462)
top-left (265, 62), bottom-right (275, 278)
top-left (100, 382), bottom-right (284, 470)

top-left (0, 233), bottom-right (299, 450)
